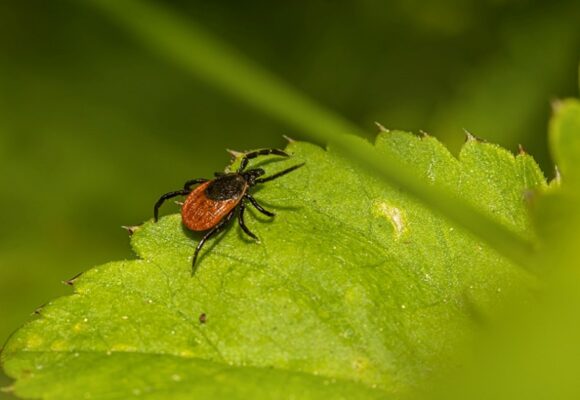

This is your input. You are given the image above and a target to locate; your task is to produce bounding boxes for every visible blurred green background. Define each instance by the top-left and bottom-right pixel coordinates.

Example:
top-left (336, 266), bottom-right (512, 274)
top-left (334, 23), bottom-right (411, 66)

top-left (1, 0), bottom-right (579, 394)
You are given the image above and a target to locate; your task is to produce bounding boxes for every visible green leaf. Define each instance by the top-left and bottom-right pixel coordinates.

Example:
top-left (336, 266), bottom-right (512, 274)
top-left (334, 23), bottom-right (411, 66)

top-left (549, 99), bottom-right (580, 185)
top-left (2, 132), bottom-right (545, 399)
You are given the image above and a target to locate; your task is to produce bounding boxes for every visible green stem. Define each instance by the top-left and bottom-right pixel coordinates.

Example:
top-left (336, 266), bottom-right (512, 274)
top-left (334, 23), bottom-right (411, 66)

top-left (86, 0), bottom-right (535, 267)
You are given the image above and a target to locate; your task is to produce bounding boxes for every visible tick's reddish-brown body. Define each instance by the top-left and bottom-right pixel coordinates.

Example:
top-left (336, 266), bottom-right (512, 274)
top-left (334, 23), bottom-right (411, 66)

top-left (181, 176), bottom-right (248, 231)
top-left (153, 148), bottom-right (304, 275)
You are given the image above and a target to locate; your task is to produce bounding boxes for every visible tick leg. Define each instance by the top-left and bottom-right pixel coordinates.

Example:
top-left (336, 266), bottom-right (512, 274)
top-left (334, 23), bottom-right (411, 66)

top-left (245, 194), bottom-right (275, 217)
top-left (183, 178), bottom-right (209, 191)
top-left (238, 201), bottom-right (260, 241)
top-left (154, 189), bottom-right (189, 222)
top-left (255, 163), bottom-right (305, 184)
top-left (192, 210), bottom-right (235, 275)
top-left (238, 148), bottom-right (289, 172)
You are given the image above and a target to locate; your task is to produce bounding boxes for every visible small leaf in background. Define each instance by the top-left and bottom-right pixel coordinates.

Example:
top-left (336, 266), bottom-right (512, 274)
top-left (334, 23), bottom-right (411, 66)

top-left (549, 99), bottom-right (580, 183)
top-left (2, 132), bottom-right (545, 399)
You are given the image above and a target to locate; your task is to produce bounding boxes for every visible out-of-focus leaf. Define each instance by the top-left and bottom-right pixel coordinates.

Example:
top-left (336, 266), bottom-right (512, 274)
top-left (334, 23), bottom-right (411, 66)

top-left (549, 99), bottom-right (580, 183)
top-left (421, 98), bottom-right (580, 400)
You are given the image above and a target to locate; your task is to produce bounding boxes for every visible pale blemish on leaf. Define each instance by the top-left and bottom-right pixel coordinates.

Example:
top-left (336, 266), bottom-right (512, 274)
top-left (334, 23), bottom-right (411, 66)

top-left (24, 335), bottom-right (44, 350)
top-left (179, 350), bottom-right (195, 358)
top-left (111, 344), bottom-right (138, 352)
top-left (344, 285), bottom-right (367, 305)
top-left (352, 357), bottom-right (371, 372)
top-left (49, 340), bottom-right (67, 352)
top-left (373, 201), bottom-right (408, 238)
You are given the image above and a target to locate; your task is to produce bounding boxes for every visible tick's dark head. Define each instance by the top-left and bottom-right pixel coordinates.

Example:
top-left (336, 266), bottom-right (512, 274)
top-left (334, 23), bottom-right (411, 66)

top-left (242, 168), bottom-right (265, 186)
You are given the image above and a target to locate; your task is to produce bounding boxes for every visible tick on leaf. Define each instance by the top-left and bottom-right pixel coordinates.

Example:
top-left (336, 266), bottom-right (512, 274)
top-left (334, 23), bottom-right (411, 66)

top-left (153, 148), bottom-right (304, 274)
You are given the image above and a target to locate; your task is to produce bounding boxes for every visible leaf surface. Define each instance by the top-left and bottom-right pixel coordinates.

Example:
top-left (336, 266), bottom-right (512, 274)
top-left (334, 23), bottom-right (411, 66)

top-left (2, 132), bottom-right (546, 399)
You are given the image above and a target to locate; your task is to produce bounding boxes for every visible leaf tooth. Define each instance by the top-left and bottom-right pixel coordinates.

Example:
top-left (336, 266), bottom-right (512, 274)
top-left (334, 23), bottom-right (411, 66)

top-left (62, 271), bottom-right (84, 286)
top-left (518, 144), bottom-right (527, 155)
top-left (226, 148), bottom-right (244, 158)
top-left (32, 302), bottom-right (48, 316)
top-left (463, 128), bottom-right (486, 143)
top-left (121, 225), bottom-right (141, 236)
top-left (374, 121), bottom-right (390, 132)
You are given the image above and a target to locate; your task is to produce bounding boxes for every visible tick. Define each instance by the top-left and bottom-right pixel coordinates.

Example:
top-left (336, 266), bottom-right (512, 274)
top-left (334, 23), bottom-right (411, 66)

top-left (153, 148), bottom-right (304, 274)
